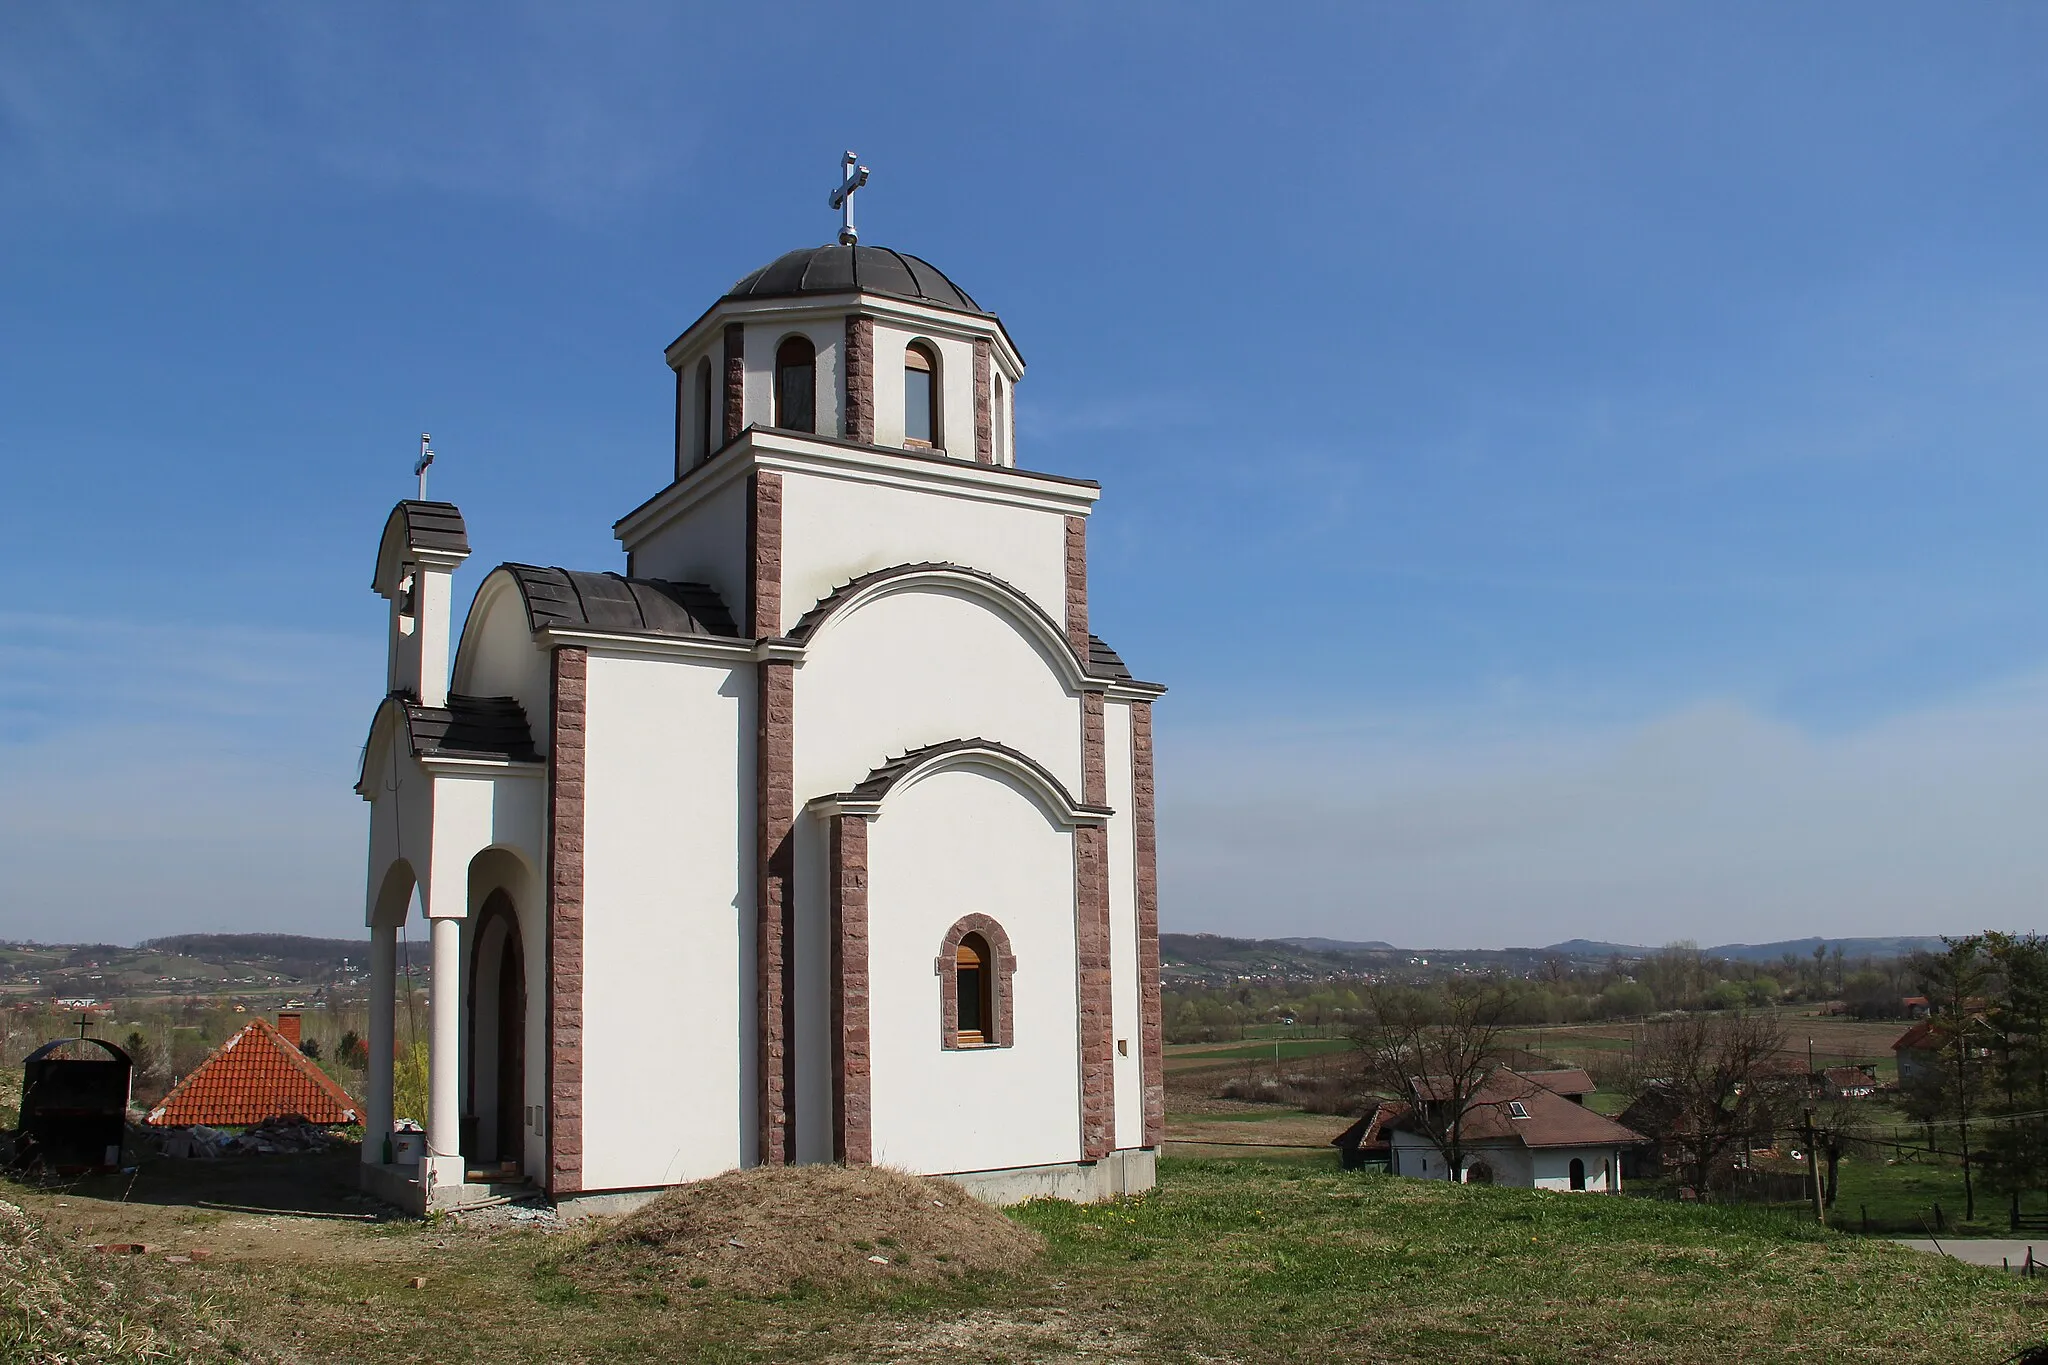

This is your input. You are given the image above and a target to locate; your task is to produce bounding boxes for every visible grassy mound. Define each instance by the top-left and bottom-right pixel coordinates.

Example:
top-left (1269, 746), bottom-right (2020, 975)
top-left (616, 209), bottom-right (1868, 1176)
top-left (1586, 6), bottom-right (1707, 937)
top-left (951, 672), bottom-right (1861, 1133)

top-left (567, 1164), bottom-right (1042, 1299)
top-left (0, 1195), bottom-right (244, 1364)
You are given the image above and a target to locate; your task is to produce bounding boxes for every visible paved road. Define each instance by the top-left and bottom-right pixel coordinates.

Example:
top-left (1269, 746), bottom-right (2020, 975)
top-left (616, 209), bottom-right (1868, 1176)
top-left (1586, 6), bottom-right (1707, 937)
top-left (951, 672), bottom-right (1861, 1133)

top-left (1895, 1238), bottom-right (2048, 1269)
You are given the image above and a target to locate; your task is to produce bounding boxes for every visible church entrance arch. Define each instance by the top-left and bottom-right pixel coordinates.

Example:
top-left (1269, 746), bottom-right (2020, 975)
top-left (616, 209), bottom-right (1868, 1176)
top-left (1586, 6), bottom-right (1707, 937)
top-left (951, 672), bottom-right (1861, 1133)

top-left (467, 889), bottom-right (526, 1169)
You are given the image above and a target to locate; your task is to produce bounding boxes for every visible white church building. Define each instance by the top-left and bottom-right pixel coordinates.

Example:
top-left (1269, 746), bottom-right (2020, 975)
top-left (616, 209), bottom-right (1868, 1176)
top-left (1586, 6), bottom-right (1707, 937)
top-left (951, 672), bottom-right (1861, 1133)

top-left (354, 204), bottom-right (1166, 1213)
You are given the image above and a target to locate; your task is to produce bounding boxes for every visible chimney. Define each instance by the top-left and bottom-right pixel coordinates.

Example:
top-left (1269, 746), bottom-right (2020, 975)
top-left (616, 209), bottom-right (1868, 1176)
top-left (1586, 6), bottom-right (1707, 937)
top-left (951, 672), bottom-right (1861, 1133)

top-left (277, 1012), bottom-right (302, 1045)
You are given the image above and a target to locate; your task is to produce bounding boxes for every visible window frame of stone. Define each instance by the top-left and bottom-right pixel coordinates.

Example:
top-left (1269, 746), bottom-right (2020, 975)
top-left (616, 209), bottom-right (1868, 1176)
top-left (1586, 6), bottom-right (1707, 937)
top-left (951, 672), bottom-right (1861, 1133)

top-left (935, 913), bottom-right (1015, 1050)
top-left (903, 341), bottom-right (939, 449)
top-left (775, 333), bottom-right (817, 433)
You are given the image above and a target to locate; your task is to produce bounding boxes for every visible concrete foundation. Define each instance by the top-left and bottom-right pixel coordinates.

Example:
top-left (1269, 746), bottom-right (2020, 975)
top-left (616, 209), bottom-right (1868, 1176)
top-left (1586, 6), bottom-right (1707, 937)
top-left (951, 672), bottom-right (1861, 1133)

top-left (358, 1162), bottom-right (538, 1216)
top-left (944, 1147), bottom-right (1157, 1205)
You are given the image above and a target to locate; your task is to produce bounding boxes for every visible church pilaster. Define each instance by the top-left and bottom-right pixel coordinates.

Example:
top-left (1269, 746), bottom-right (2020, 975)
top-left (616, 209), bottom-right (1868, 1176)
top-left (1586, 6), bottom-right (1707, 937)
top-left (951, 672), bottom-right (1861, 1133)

top-left (844, 314), bottom-right (875, 444)
top-left (828, 813), bottom-right (872, 1164)
top-left (1131, 699), bottom-right (1164, 1149)
top-left (973, 337), bottom-right (994, 464)
top-left (751, 469), bottom-right (796, 1165)
top-left (545, 645), bottom-right (588, 1196)
top-left (722, 323), bottom-right (747, 445)
top-left (1063, 516), bottom-right (1089, 662)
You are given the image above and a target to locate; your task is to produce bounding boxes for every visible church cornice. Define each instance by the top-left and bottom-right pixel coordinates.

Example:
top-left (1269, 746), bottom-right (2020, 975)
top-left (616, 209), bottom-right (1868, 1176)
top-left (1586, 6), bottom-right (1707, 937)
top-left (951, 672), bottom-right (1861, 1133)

top-left (664, 290), bottom-right (1025, 379)
top-left (805, 738), bottom-right (1113, 828)
top-left (614, 427), bottom-right (1098, 552)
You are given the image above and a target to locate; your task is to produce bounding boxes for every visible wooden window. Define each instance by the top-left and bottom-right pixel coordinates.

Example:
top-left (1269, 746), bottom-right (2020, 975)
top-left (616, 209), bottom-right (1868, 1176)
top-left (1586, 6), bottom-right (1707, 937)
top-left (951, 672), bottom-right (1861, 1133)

top-left (775, 335), bottom-right (816, 433)
top-left (955, 934), bottom-right (991, 1045)
top-left (903, 342), bottom-right (937, 447)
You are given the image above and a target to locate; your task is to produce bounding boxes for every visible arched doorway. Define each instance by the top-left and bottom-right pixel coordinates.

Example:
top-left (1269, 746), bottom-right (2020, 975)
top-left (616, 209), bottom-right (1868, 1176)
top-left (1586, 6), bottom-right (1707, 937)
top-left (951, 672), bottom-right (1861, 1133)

top-left (1569, 1157), bottom-right (1587, 1191)
top-left (1466, 1161), bottom-right (1495, 1186)
top-left (468, 891), bottom-right (526, 1169)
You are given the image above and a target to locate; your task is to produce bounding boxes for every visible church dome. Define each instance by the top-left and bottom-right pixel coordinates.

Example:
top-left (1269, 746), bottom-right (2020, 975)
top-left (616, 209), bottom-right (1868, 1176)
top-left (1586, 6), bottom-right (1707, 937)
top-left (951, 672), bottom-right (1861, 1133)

top-left (725, 245), bottom-right (983, 315)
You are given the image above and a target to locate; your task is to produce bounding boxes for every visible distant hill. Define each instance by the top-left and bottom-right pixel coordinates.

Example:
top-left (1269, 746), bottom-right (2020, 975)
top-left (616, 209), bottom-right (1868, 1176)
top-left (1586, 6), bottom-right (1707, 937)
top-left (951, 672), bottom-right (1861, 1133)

top-left (1277, 937), bottom-right (1396, 953)
top-left (1542, 935), bottom-right (1950, 963)
top-left (138, 934), bottom-right (372, 969)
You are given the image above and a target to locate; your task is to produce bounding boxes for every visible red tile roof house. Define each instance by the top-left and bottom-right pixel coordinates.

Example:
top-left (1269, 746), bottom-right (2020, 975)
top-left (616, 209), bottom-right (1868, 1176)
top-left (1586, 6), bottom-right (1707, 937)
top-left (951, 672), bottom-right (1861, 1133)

top-left (1814, 1065), bottom-right (1879, 1100)
top-left (1385, 1067), bottom-right (1645, 1192)
top-left (145, 1013), bottom-right (360, 1128)
top-left (1892, 1016), bottom-right (1997, 1089)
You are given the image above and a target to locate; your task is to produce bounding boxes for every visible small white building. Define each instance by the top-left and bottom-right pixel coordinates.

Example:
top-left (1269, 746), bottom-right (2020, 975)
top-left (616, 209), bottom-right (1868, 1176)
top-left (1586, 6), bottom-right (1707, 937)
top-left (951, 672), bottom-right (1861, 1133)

top-left (1386, 1068), bottom-right (1641, 1193)
top-left (354, 229), bottom-right (1166, 1213)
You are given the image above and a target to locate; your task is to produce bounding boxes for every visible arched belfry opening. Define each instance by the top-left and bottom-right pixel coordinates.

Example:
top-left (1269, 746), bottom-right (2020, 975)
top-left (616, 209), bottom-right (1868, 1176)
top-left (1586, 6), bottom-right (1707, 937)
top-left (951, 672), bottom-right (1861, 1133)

top-left (468, 889), bottom-right (526, 1170)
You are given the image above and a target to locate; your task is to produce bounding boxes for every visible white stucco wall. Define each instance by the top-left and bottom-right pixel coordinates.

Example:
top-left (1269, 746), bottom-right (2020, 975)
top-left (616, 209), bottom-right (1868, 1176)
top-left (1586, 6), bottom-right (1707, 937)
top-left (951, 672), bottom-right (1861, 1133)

top-left (578, 650), bottom-right (751, 1191)
top-left (452, 574), bottom-right (554, 753)
top-left (1529, 1147), bottom-right (1618, 1192)
top-left (1388, 1131), bottom-right (1618, 1192)
top-left (778, 470), bottom-right (1071, 638)
top-left (620, 474), bottom-right (753, 631)
top-left (865, 764), bottom-right (1082, 1174)
top-left (1105, 701), bottom-right (1142, 1149)
top-left (870, 322), bottom-right (979, 456)
top-left (791, 584), bottom-right (1083, 799)
top-left (742, 317), bottom-right (843, 438)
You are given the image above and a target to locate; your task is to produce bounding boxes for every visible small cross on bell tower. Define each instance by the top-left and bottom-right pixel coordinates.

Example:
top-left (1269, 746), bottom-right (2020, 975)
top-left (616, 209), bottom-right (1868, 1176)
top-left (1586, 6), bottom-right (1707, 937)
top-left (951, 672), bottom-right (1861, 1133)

top-left (829, 151), bottom-right (870, 247)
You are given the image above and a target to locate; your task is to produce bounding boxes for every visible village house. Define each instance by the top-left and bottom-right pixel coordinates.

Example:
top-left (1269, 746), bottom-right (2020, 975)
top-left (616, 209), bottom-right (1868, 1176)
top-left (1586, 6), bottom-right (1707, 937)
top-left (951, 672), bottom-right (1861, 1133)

top-left (1385, 1067), bottom-right (1642, 1192)
top-left (353, 179), bottom-right (1166, 1214)
top-left (1813, 1064), bottom-right (1878, 1100)
top-left (1892, 1015), bottom-right (1996, 1088)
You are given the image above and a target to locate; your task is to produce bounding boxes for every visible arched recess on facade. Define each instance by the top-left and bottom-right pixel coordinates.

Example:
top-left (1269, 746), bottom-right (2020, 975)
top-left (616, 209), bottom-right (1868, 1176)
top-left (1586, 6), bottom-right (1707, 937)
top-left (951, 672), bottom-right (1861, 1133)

top-left (787, 564), bottom-right (1092, 693)
top-left (935, 913), bottom-right (1017, 1050)
top-left (835, 738), bottom-right (1110, 830)
top-left (467, 886), bottom-right (527, 1168)
top-left (466, 846), bottom-right (538, 1169)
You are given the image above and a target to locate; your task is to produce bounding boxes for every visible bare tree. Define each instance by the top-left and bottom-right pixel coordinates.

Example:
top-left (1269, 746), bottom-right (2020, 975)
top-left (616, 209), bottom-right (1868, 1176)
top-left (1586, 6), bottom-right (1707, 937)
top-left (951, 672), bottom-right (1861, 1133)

top-left (1805, 1096), bottom-right (1878, 1208)
top-left (1352, 979), bottom-right (1514, 1182)
top-left (1629, 1011), bottom-right (1795, 1199)
top-left (1906, 936), bottom-right (1993, 1221)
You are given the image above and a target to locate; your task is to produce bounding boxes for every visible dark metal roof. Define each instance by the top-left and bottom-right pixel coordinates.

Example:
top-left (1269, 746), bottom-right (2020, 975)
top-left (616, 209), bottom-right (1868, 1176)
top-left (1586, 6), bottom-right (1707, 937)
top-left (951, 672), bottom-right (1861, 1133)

top-left (726, 245), bottom-right (983, 315)
top-left (849, 737), bottom-right (1109, 815)
top-left (405, 695), bottom-right (539, 763)
top-left (503, 565), bottom-right (739, 638)
top-left (392, 501), bottom-right (470, 554)
top-left (1086, 634), bottom-right (1133, 681)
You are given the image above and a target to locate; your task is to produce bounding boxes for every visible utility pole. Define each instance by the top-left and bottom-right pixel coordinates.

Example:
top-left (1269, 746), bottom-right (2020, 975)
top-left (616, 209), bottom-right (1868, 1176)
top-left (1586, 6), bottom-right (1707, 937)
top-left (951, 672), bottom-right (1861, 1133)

top-left (1803, 1106), bottom-right (1826, 1226)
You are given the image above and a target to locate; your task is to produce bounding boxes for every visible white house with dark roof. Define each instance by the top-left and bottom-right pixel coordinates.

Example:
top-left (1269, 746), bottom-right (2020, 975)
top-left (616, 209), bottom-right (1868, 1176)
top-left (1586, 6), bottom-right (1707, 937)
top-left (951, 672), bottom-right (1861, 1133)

top-left (1386, 1067), bottom-right (1644, 1192)
top-left (354, 222), bottom-right (1166, 1214)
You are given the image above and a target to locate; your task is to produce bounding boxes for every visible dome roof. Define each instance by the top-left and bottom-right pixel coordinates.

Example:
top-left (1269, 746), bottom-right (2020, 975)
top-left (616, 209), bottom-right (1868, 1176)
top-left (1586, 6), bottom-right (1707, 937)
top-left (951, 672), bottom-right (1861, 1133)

top-left (725, 244), bottom-right (983, 315)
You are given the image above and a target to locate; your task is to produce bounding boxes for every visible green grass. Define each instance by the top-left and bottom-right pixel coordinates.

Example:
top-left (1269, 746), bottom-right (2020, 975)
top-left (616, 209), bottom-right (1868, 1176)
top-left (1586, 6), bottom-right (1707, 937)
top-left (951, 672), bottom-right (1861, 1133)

top-left (1830, 1155), bottom-right (2019, 1236)
top-left (12, 1159), bottom-right (2044, 1363)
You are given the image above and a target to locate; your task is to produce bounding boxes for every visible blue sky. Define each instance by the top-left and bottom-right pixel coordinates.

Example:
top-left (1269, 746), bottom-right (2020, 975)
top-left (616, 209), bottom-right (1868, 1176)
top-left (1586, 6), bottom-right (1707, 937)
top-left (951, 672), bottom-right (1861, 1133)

top-left (3, 4), bottom-right (2046, 947)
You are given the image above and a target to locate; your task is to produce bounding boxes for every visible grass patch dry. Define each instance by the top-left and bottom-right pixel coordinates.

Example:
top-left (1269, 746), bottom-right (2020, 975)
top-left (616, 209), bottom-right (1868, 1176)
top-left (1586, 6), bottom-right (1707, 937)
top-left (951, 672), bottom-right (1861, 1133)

top-left (565, 1164), bottom-right (1042, 1300)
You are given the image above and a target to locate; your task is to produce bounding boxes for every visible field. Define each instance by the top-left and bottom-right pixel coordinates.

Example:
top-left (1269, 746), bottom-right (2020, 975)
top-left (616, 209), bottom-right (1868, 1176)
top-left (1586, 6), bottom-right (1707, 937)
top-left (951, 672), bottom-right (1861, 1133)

top-left (5, 1150), bottom-right (2044, 1364)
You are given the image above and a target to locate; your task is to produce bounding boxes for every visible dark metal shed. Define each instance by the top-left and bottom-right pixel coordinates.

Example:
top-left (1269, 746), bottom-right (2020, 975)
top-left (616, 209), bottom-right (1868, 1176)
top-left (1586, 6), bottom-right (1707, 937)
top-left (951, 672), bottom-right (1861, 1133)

top-left (13, 1037), bottom-right (132, 1173)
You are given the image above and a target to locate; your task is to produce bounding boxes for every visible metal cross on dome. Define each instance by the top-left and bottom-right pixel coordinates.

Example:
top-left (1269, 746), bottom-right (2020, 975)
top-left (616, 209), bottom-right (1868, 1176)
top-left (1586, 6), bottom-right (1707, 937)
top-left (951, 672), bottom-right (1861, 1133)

top-left (829, 151), bottom-right (870, 247)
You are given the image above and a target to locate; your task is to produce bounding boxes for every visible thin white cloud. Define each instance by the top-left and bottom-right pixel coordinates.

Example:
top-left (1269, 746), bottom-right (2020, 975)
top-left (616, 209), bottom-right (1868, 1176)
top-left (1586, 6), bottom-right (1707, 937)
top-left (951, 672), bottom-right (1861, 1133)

top-left (1158, 674), bottom-right (2048, 949)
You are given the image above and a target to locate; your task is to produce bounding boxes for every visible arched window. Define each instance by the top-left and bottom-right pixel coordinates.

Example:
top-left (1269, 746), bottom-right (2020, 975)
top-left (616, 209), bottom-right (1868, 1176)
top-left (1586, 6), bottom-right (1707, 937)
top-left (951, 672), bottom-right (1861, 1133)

top-left (1569, 1157), bottom-right (1587, 1191)
top-left (696, 357), bottom-right (714, 462)
top-left (1467, 1160), bottom-right (1495, 1186)
top-left (937, 914), bottom-right (1014, 1049)
top-left (775, 335), bottom-right (816, 433)
top-left (903, 342), bottom-right (937, 448)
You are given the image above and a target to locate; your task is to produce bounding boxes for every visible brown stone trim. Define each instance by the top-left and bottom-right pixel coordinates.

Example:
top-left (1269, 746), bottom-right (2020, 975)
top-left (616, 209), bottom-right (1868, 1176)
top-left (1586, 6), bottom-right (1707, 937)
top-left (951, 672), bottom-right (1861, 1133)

top-left (545, 645), bottom-right (587, 1196)
top-left (830, 813), bottom-right (871, 1163)
top-left (973, 338), bottom-right (994, 464)
top-left (756, 657), bottom-right (795, 1166)
top-left (844, 314), bottom-right (875, 444)
top-left (1131, 700), bottom-right (1164, 1148)
top-left (1074, 824), bottom-right (1114, 1161)
top-left (747, 471), bottom-right (783, 639)
top-left (1081, 692), bottom-right (1107, 808)
top-left (1063, 516), bottom-right (1089, 661)
top-left (935, 914), bottom-right (1018, 1051)
top-left (723, 322), bottom-right (746, 445)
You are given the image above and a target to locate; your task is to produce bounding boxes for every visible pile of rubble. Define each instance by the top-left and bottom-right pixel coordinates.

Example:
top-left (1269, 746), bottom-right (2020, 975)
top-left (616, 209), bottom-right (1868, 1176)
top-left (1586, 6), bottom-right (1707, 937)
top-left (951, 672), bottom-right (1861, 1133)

top-left (144, 1116), bottom-right (346, 1159)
